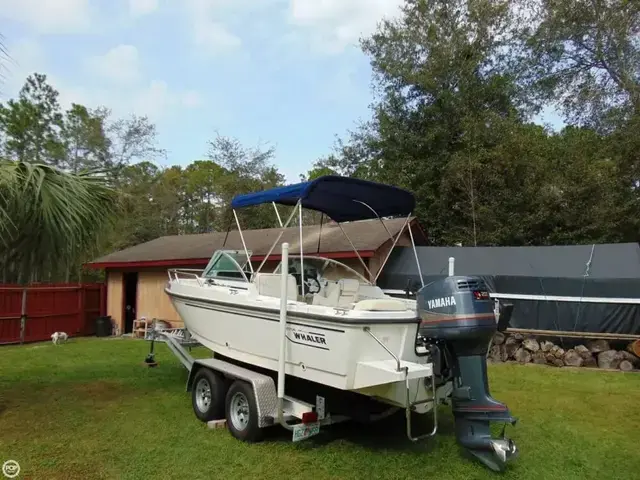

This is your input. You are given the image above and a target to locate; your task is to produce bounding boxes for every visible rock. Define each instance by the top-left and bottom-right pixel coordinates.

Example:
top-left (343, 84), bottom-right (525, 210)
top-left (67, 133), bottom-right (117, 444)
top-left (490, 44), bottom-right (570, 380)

top-left (563, 349), bottom-right (583, 367)
top-left (545, 352), bottom-right (556, 363)
top-left (551, 358), bottom-right (564, 367)
top-left (514, 347), bottom-right (532, 364)
top-left (492, 332), bottom-right (505, 345)
top-left (587, 339), bottom-right (610, 354)
top-left (620, 351), bottom-right (640, 366)
top-left (505, 339), bottom-right (520, 359)
top-left (574, 345), bottom-right (592, 360)
top-left (619, 360), bottom-right (634, 372)
top-left (540, 341), bottom-right (554, 353)
top-left (505, 335), bottom-right (520, 345)
top-left (532, 351), bottom-right (547, 365)
top-left (499, 344), bottom-right (508, 362)
top-left (553, 347), bottom-right (565, 359)
top-left (489, 345), bottom-right (503, 362)
top-left (522, 337), bottom-right (540, 352)
top-left (597, 350), bottom-right (622, 369)
top-left (582, 355), bottom-right (597, 368)
top-left (513, 333), bottom-right (525, 341)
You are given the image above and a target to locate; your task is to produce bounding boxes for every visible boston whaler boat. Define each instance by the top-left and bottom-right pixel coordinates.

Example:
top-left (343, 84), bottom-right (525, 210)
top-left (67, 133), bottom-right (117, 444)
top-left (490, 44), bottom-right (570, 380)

top-left (151, 175), bottom-right (519, 471)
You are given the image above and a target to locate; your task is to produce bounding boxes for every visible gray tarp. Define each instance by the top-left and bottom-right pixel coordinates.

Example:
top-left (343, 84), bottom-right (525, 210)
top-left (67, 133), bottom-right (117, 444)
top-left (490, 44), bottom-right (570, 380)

top-left (378, 243), bottom-right (640, 336)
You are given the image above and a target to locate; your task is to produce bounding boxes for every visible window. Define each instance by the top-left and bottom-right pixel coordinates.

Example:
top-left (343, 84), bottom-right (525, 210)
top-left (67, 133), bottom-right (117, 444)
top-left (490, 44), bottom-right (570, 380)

top-left (203, 250), bottom-right (251, 280)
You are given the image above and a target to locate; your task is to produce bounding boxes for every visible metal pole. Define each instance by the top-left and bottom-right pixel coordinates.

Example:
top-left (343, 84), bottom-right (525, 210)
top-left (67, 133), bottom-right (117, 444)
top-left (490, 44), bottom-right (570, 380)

top-left (255, 201), bottom-right (299, 275)
top-left (448, 257), bottom-right (455, 277)
top-left (337, 223), bottom-right (373, 280)
top-left (299, 202), bottom-right (304, 297)
top-left (407, 218), bottom-right (424, 288)
top-left (277, 242), bottom-right (289, 400)
top-left (233, 209), bottom-right (254, 275)
top-left (272, 202), bottom-right (283, 227)
top-left (373, 213), bottom-right (412, 284)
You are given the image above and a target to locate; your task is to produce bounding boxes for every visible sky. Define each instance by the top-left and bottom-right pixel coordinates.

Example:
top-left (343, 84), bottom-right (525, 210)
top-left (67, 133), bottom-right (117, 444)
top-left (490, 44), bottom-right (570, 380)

top-left (0, 0), bottom-right (563, 183)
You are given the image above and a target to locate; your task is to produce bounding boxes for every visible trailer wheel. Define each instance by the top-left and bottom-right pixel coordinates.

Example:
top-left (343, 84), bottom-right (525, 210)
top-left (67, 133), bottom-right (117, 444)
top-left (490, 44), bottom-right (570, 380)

top-left (191, 368), bottom-right (226, 422)
top-left (225, 380), bottom-right (263, 443)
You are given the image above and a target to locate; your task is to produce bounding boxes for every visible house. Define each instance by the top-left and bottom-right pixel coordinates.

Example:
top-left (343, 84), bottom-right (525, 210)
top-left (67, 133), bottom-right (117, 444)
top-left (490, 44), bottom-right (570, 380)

top-left (86, 217), bottom-right (427, 334)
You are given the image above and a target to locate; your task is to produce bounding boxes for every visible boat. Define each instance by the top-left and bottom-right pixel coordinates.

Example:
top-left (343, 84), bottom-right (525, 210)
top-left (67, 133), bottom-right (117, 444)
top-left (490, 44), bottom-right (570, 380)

top-left (162, 175), bottom-right (519, 471)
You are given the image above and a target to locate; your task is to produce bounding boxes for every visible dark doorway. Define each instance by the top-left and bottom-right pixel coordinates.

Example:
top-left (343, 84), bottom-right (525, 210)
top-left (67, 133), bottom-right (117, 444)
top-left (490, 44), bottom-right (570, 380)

top-left (123, 272), bottom-right (138, 334)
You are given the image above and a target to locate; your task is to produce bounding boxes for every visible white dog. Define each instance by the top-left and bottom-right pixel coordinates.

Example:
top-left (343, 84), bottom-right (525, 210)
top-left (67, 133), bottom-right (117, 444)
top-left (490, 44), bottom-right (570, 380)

top-left (51, 331), bottom-right (68, 345)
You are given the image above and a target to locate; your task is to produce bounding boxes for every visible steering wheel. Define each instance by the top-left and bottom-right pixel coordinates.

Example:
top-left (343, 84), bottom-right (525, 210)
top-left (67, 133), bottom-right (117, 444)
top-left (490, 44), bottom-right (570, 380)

top-left (304, 276), bottom-right (321, 294)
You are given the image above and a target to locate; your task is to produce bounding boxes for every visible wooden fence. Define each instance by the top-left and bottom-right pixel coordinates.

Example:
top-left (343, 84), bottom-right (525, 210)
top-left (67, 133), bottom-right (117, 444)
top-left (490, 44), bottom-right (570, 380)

top-left (0, 283), bottom-right (106, 344)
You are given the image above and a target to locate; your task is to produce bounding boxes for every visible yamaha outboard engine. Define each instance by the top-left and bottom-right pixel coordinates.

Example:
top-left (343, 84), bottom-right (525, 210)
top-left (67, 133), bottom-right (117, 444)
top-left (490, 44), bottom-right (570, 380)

top-left (415, 275), bottom-right (518, 472)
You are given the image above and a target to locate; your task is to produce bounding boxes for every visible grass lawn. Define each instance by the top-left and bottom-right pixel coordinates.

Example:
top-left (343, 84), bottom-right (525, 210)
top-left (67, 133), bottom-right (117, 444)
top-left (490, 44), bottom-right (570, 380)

top-left (1, 337), bottom-right (639, 480)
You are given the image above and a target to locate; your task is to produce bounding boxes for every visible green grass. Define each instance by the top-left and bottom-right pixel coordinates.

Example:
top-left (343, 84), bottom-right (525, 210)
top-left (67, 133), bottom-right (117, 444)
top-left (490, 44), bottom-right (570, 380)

top-left (1, 338), bottom-right (639, 480)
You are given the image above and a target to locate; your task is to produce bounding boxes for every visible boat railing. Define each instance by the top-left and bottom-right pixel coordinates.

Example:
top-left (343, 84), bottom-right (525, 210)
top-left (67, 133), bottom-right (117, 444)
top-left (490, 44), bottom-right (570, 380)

top-left (167, 269), bottom-right (205, 286)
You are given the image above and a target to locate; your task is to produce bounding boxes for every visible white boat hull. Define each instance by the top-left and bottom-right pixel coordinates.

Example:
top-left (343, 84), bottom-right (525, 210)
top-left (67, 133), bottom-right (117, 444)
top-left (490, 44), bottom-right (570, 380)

top-left (166, 280), bottom-right (440, 412)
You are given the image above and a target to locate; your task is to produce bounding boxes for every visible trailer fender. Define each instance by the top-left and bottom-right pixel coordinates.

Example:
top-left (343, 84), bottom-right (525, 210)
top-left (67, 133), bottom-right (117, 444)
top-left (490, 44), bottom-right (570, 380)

top-left (186, 358), bottom-right (279, 428)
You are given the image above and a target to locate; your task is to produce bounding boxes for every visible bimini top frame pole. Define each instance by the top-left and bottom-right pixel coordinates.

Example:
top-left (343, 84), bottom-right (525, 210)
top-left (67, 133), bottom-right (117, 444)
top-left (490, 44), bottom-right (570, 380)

top-left (229, 175), bottom-right (420, 286)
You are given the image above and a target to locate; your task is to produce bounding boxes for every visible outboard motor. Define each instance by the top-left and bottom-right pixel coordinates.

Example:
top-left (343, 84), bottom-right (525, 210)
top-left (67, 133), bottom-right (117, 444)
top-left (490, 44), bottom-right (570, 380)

top-left (415, 275), bottom-right (518, 472)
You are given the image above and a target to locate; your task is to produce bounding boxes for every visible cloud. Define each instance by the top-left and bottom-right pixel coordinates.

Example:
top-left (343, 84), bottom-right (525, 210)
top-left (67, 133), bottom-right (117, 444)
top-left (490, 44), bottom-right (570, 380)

top-left (131, 80), bottom-right (203, 119)
top-left (129, 0), bottom-right (159, 17)
top-left (2, 38), bottom-right (201, 123)
top-left (86, 44), bottom-right (142, 85)
top-left (2, 38), bottom-right (47, 94)
top-left (185, 0), bottom-right (242, 54)
top-left (287, 0), bottom-right (404, 53)
top-left (0, 0), bottom-right (92, 34)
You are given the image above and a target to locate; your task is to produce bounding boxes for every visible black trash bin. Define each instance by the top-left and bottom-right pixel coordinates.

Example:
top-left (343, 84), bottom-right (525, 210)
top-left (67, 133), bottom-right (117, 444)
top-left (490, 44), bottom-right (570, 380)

top-left (95, 316), bottom-right (113, 337)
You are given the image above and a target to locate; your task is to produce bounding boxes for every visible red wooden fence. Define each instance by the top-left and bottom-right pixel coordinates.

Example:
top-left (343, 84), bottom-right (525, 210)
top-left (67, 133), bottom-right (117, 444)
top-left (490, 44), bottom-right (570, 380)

top-left (0, 283), bottom-right (106, 344)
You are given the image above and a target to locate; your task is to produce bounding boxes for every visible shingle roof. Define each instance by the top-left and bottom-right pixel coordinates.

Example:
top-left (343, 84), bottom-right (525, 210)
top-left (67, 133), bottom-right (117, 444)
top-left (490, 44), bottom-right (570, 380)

top-left (88, 218), bottom-right (424, 266)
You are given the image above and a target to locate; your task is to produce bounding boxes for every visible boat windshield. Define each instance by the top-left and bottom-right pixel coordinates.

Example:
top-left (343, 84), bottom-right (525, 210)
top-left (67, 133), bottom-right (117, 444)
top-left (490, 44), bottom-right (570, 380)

top-left (202, 250), bottom-right (251, 281)
top-left (272, 255), bottom-right (372, 286)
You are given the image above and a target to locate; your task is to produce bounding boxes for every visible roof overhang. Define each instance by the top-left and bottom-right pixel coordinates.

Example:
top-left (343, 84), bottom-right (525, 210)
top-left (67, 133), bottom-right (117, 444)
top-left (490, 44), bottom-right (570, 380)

top-left (85, 249), bottom-right (376, 270)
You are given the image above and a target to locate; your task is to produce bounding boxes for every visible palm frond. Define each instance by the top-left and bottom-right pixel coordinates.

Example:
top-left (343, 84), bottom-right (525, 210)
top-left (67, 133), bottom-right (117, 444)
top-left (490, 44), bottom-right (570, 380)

top-left (0, 160), bottom-right (121, 283)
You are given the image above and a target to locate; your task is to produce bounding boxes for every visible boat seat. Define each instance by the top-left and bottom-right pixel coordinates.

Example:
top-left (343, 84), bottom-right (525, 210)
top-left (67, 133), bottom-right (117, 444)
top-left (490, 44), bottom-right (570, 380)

top-left (353, 298), bottom-right (408, 312)
top-left (312, 278), bottom-right (360, 308)
top-left (254, 273), bottom-right (298, 301)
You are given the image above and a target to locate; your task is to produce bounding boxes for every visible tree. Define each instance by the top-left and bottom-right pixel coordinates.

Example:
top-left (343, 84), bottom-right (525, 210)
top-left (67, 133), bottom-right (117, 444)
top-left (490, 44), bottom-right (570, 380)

top-left (317, 0), bottom-right (529, 244)
top-left (521, 0), bottom-right (640, 129)
top-left (0, 72), bottom-right (166, 282)
top-left (106, 112), bottom-right (165, 171)
top-left (206, 134), bottom-right (286, 230)
top-left (0, 161), bottom-right (119, 283)
top-left (0, 73), bottom-right (65, 165)
top-left (60, 104), bottom-right (110, 173)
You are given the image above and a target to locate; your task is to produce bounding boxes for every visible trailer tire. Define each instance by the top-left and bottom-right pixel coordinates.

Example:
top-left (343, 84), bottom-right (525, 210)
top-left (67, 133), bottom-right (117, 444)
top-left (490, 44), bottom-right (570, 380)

top-left (225, 380), bottom-right (263, 443)
top-left (191, 368), bottom-right (226, 422)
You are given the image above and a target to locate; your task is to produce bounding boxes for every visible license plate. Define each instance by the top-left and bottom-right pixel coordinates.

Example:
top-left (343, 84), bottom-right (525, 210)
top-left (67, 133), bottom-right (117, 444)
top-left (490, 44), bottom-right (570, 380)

top-left (292, 422), bottom-right (320, 442)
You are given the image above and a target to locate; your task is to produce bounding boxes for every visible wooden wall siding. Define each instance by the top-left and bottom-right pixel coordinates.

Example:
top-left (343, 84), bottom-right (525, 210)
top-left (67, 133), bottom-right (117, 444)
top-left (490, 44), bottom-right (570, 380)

top-left (136, 270), bottom-right (183, 326)
top-left (106, 271), bottom-right (123, 331)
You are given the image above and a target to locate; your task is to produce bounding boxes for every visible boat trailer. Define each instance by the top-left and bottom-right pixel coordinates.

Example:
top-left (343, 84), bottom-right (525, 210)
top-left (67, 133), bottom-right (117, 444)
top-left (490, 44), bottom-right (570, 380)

top-left (144, 320), bottom-right (441, 444)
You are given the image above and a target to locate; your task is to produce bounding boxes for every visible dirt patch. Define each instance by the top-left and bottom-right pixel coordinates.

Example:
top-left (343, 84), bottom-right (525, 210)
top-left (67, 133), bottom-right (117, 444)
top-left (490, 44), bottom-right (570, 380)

top-left (0, 379), bottom-right (136, 414)
top-left (70, 380), bottom-right (129, 402)
top-left (28, 462), bottom-right (110, 480)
